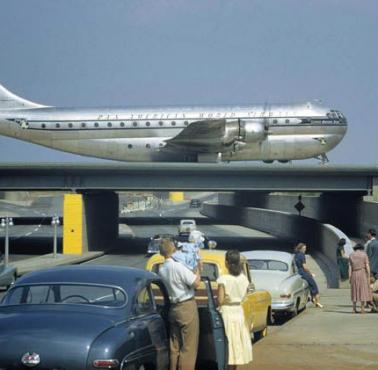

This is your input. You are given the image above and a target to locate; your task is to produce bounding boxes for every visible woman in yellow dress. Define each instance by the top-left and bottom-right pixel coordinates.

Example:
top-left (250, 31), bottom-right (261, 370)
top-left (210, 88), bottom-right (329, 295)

top-left (217, 250), bottom-right (253, 370)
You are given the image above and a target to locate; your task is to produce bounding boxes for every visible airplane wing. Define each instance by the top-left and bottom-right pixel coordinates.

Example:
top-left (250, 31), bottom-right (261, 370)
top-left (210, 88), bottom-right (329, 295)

top-left (164, 119), bottom-right (240, 153)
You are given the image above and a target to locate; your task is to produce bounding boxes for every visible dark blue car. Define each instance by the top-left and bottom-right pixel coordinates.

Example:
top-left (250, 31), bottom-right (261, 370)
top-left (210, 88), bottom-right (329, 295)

top-left (0, 265), bottom-right (227, 370)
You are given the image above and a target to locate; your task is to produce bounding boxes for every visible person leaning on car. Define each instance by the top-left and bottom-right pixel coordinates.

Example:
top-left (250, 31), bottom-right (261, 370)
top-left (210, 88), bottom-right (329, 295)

top-left (159, 236), bottom-right (201, 370)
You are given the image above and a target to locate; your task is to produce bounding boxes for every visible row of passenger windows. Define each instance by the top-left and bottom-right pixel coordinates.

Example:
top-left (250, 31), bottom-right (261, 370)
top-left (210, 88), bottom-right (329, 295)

top-left (32, 117), bottom-right (338, 130)
top-left (127, 143), bottom-right (164, 149)
top-left (38, 121), bottom-right (190, 129)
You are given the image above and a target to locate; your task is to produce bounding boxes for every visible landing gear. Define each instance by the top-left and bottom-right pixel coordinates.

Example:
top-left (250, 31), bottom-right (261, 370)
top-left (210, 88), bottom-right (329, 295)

top-left (316, 153), bottom-right (329, 165)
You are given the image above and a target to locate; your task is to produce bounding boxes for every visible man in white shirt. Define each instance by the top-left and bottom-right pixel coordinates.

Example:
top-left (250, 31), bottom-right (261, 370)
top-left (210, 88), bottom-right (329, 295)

top-left (159, 236), bottom-right (200, 370)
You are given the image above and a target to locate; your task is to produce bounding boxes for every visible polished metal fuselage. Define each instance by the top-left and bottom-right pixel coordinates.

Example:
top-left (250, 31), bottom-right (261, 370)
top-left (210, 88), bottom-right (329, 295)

top-left (0, 101), bottom-right (347, 162)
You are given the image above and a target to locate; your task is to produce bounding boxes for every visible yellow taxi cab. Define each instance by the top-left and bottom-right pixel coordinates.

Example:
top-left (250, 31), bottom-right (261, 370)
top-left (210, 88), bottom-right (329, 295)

top-left (145, 249), bottom-right (272, 340)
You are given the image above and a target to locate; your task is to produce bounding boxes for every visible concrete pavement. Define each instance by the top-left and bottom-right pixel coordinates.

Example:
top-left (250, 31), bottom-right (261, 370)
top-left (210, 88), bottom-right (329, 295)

top-left (243, 256), bottom-right (378, 370)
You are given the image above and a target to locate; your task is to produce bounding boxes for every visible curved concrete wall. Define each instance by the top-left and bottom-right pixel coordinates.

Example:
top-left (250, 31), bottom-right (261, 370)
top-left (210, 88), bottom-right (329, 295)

top-left (202, 203), bottom-right (349, 288)
top-left (358, 201), bottom-right (378, 236)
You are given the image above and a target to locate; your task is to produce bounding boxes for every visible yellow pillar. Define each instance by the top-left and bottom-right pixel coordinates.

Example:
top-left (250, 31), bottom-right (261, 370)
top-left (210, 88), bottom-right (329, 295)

top-left (169, 192), bottom-right (184, 202)
top-left (63, 194), bottom-right (84, 254)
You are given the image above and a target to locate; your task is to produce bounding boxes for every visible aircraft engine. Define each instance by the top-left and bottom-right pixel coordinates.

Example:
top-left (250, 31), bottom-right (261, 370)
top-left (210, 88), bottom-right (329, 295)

top-left (239, 120), bottom-right (267, 143)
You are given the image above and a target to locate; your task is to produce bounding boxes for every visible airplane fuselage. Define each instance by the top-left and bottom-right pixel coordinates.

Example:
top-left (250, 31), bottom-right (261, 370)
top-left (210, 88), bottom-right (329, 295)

top-left (0, 85), bottom-right (347, 162)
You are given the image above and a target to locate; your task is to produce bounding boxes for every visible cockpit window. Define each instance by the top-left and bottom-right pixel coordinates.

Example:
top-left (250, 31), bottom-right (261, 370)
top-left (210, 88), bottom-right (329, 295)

top-left (326, 110), bottom-right (346, 123)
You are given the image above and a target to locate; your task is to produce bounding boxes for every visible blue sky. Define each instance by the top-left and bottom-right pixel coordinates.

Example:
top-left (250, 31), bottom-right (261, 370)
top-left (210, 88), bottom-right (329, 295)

top-left (0, 0), bottom-right (377, 164)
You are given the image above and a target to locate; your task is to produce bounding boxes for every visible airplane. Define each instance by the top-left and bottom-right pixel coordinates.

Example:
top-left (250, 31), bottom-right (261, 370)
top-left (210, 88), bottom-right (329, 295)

top-left (0, 83), bottom-right (347, 163)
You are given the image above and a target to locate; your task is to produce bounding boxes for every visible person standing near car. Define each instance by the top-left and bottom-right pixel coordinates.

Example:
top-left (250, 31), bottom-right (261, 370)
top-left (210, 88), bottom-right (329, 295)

top-left (159, 236), bottom-right (201, 370)
top-left (294, 243), bottom-right (323, 308)
top-left (366, 229), bottom-right (378, 279)
top-left (349, 243), bottom-right (372, 313)
top-left (217, 250), bottom-right (253, 370)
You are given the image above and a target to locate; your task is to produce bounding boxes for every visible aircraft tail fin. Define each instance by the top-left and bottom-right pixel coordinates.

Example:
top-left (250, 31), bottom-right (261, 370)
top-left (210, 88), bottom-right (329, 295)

top-left (0, 83), bottom-right (45, 109)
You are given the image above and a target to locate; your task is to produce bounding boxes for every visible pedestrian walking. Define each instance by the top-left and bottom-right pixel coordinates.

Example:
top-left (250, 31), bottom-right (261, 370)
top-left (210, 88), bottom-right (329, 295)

top-left (349, 243), bottom-right (372, 314)
top-left (158, 236), bottom-right (201, 370)
top-left (217, 250), bottom-right (253, 370)
top-left (294, 243), bottom-right (323, 308)
top-left (366, 229), bottom-right (378, 279)
top-left (337, 238), bottom-right (349, 281)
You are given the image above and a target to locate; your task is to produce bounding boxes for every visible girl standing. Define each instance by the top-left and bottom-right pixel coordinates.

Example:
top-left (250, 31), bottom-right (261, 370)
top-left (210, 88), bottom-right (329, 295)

top-left (217, 250), bottom-right (253, 370)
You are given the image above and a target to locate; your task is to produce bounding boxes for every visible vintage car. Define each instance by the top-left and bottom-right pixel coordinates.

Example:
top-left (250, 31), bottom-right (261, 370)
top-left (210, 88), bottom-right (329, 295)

top-left (146, 249), bottom-right (272, 340)
top-left (178, 219), bottom-right (196, 236)
top-left (146, 235), bottom-right (161, 256)
top-left (190, 199), bottom-right (201, 208)
top-left (0, 255), bottom-right (17, 290)
top-left (243, 250), bottom-right (310, 316)
top-left (0, 265), bottom-right (227, 370)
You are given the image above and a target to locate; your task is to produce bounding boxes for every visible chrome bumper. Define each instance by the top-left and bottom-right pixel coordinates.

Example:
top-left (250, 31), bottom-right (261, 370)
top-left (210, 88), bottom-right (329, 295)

top-left (272, 300), bottom-right (295, 311)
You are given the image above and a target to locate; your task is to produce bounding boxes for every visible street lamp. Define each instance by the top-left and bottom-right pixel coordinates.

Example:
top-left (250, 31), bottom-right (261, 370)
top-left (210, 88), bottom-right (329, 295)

top-left (51, 215), bottom-right (60, 258)
top-left (1, 216), bottom-right (14, 266)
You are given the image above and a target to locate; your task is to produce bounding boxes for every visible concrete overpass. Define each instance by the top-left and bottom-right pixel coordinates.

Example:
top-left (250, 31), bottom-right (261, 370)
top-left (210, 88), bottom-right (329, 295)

top-left (0, 163), bottom-right (377, 192)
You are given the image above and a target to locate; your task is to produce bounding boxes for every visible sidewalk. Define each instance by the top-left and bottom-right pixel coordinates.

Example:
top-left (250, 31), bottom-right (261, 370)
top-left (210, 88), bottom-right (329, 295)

top-left (10, 252), bottom-right (104, 275)
top-left (240, 256), bottom-right (378, 370)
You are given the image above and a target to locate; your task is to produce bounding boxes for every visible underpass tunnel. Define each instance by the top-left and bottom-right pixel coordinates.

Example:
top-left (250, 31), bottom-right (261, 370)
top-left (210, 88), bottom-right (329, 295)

top-left (200, 191), bottom-right (378, 288)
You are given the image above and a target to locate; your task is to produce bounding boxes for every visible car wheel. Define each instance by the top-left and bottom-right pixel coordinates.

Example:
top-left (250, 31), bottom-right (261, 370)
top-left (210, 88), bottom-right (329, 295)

top-left (254, 326), bottom-right (268, 341)
top-left (291, 299), bottom-right (300, 318)
top-left (299, 295), bottom-right (308, 312)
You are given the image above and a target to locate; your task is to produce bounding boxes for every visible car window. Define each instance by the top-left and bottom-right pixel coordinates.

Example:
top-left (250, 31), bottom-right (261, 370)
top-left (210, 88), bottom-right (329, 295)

top-left (151, 263), bottom-right (161, 274)
top-left (268, 261), bottom-right (288, 271)
top-left (136, 287), bottom-right (154, 315)
top-left (150, 282), bottom-right (169, 316)
top-left (4, 284), bottom-right (127, 307)
top-left (249, 260), bottom-right (268, 270)
top-left (248, 259), bottom-right (288, 272)
top-left (202, 263), bottom-right (218, 281)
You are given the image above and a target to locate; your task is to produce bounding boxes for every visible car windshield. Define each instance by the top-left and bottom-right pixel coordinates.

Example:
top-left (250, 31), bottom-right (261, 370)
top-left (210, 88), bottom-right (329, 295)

top-left (248, 259), bottom-right (288, 272)
top-left (3, 283), bottom-right (127, 307)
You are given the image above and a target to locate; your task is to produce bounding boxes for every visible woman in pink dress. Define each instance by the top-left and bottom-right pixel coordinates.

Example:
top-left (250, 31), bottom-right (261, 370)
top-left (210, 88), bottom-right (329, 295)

top-left (349, 243), bottom-right (372, 313)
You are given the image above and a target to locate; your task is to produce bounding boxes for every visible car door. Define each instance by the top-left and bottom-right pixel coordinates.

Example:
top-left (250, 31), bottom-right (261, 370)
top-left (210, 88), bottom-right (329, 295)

top-left (197, 277), bottom-right (228, 370)
top-left (242, 262), bottom-right (264, 331)
top-left (147, 262), bottom-right (227, 370)
top-left (129, 281), bottom-right (169, 370)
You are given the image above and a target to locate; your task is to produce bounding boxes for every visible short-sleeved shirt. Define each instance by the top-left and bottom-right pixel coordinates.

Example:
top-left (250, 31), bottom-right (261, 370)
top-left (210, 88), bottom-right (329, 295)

top-left (216, 274), bottom-right (249, 305)
top-left (159, 258), bottom-right (197, 303)
top-left (173, 242), bottom-right (200, 271)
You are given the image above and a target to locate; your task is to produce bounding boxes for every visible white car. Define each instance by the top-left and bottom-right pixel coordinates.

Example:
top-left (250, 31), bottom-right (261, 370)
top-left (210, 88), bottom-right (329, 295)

top-left (243, 250), bottom-right (310, 317)
top-left (178, 219), bottom-right (196, 236)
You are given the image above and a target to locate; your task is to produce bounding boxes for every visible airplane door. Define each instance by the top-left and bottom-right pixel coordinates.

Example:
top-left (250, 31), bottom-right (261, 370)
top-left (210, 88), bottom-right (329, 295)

top-left (196, 278), bottom-right (228, 370)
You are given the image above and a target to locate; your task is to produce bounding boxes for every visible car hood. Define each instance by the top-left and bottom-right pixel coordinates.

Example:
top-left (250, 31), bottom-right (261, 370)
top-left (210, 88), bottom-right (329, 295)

top-left (0, 307), bottom-right (116, 370)
top-left (250, 271), bottom-right (289, 298)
